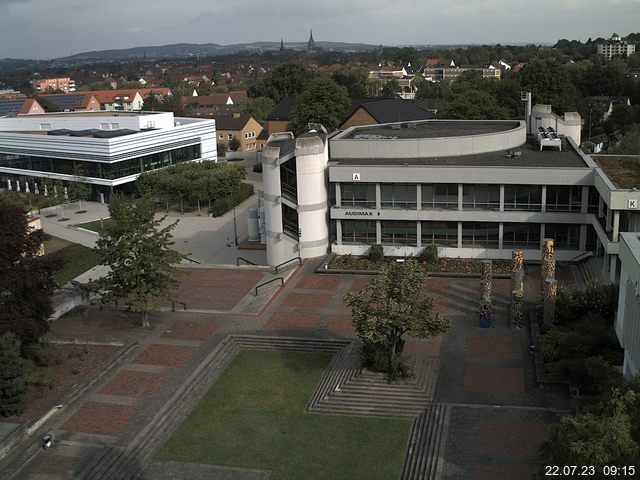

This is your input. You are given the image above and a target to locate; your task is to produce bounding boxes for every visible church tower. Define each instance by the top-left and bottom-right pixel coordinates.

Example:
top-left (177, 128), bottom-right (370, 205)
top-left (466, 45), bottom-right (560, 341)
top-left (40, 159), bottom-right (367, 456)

top-left (280, 38), bottom-right (285, 52)
top-left (307, 29), bottom-right (316, 52)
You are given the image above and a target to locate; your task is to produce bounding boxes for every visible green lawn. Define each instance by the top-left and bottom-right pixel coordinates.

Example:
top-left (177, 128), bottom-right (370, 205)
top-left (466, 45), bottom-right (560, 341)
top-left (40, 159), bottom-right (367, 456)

top-left (44, 237), bottom-right (100, 285)
top-left (155, 350), bottom-right (411, 480)
top-left (74, 218), bottom-right (114, 235)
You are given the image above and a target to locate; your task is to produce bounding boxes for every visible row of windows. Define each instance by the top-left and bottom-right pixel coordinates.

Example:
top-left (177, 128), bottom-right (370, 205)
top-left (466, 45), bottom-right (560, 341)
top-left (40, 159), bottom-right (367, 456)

top-left (0, 144), bottom-right (201, 180)
top-left (341, 220), bottom-right (582, 250)
top-left (340, 183), bottom-right (597, 213)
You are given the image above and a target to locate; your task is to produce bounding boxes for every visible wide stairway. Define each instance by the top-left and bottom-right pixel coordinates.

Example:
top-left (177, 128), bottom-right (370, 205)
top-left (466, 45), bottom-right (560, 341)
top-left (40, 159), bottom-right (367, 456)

top-left (574, 255), bottom-right (607, 289)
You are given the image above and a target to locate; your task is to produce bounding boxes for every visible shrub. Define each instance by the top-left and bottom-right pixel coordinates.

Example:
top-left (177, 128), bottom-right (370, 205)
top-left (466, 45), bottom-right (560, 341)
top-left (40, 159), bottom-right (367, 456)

top-left (0, 332), bottom-right (26, 417)
top-left (370, 244), bottom-right (384, 263)
top-left (209, 182), bottom-right (255, 217)
top-left (25, 368), bottom-right (54, 393)
top-left (22, 342), bottom-right (63, 367)
top-left (540, 326), bottom-right (561, 362)
top-left (556, 357), bottom-right (624, 395)
top-left (419, 244), bottom-right (439, 264)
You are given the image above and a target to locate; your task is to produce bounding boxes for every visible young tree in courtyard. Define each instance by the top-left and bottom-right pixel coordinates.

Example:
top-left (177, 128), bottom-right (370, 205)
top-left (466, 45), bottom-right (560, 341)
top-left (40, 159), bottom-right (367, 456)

top-left (0, 201), bottom-right (58, 343)
top-left (90, 194), bottom-right (183, 327)
top-left (0, 332), bottom-right (26, 417)
top-left (344, 258), bottom-right (451, 382)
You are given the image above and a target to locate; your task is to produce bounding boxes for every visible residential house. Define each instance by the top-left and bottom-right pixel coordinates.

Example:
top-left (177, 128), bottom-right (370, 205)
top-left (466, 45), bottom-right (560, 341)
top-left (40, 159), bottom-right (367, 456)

top-left (32, 77), bottom-right (76, 93)
top-left (182, 91), bottom-right (248, 117)
top-left (340, 98), bottom-right (435, 129)
top-left (37, 93), bottom-right (101, 112)
top-left (81, 90), bottom-right (145, 111)
top-left (0, 98), bottom-right (45, 116)
top-left (214, 113), bottom-right (263, 153)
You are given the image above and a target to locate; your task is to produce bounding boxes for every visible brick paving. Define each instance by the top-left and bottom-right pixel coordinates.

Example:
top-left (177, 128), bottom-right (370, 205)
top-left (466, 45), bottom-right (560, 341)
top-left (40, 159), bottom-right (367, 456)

top-left (133, 345), bottom-right (196, 368)
top-left (34, 454), bottom-right (78, 476)
top-left (2, 260), bottom-right (575, 480)
top-left (161, 320), bottom-right (219, 341)
top-left (62, 402), bottom-right (139, 435)
top-left (99, 370), bottom-right (170, 398)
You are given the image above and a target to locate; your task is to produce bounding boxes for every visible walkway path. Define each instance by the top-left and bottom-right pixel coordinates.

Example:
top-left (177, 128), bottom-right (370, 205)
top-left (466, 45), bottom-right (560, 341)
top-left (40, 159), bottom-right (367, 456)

top-left (0, 259), bottom-right (572, 480)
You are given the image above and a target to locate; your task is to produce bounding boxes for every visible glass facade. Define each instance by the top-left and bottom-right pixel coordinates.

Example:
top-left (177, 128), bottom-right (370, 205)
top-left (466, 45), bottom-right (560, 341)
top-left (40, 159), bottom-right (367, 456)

top-left (381, 183), bottom-right (417, 208)
top-left (342, 220), bottom-right (376, 244)
top-left (421, 221), bottom-right (458, 247)
top-left (546, 186), bottom-right (582, 212)
top-left (279, 158), bottom-right (297, 201)
top-left (545, 223), bottom-right (580, 249)
top-left (0, 144), bottom-right (200, 181)
top-left (282, 204), bottom-right (298, 239)
top-left (504, 185), bottom-right (542, 211)
top-left (341, 183), bottom-right (376, 208)
top-left (462, 185), bottom-right (500, 210)
top-left (462, 222), bottom-right (499, 247)
top-left (422, 184), bottom-right (458, 210)
top-left (381, 221), bottom-right (417, 245)
top-left (502, 223), bottom-right (541, 249)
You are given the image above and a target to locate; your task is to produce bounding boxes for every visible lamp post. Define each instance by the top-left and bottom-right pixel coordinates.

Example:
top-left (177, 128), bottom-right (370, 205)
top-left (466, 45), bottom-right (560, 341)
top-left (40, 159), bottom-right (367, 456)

top-left (233, 207), bottom-right (238, 246)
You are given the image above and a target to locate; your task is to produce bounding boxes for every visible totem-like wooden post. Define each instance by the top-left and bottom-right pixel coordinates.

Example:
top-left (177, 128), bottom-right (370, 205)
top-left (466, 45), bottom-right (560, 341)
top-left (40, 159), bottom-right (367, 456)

top-left (541, 238), bottom-right (555, 301)
top-left (480, 260), bottom-right (493, 305)
top-left (511, 289), bottom-right (524, 328)
top-left (542, 278), bottom-right (558, 329)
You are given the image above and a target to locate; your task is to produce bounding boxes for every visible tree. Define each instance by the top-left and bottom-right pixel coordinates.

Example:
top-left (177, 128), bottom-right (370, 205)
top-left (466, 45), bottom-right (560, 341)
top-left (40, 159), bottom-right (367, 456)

top-left (0, 202), bottom-right (58, 343)
top-left (520, 59), bottom-right (579, 113)
top-left (69, 165), bottom-right (92, 210)
top-left (539, 389), bottom-right (640, 471)
top-left (239, 96), bottom-right (275, 127)
top-left (247, 64), bottom-right (313, 104)
top-left (289, 75), bottom-right (350, 134)
top-left (142, 92), bottom-right (162, 111)
top-left (612, 124), bottom-right (640, 154)
top-left (89, 194), bottom-right (183, 327)
top-left (0, 332), bottom-right (26, 417)
top-left (381, 78), bottom-right (399, 98)
top-left (438, 89), bottom-right (510, 120)
top-left (228, 136), bottom-right (241, 152)
top-left (332, 65), bottom-right (369, 98)
top-left (344, 258), bottom-right (451, 382)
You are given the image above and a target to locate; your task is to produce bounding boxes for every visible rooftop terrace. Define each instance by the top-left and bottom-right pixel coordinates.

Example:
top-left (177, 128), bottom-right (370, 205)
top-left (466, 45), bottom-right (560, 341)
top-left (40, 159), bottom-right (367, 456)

top-left (344, 120), bottom-right (520, 140)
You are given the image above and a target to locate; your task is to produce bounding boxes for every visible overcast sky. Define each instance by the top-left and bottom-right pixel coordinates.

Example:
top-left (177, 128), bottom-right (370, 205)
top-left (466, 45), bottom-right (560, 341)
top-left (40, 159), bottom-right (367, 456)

top-left (1, 0), bottom-right (639, 59)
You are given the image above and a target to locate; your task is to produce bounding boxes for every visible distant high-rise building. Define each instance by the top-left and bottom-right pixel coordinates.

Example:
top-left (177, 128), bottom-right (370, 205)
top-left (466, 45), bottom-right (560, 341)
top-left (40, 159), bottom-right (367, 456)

top-left (597, 33), bottom-right (635, 60)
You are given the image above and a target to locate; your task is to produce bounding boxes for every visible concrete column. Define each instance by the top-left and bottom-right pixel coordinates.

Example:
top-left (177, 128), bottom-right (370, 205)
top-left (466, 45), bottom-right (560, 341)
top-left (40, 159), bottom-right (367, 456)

top-left (610, 255), bottom-right (617, 283)
top-left (598, 196), bottom-right (604, 218)
top-left (458, 184), bottom-right (463, 211)
top-left (416, 184), bottom-right (422, 211)
top-left (375, 183), bottom-right (381, 210)
top-left (540, 224), bottom-right (545, 249)
top-left (335, 183), bottom-right (341, 207)
top-left (376, 220), bottom-right (381, 244)
top-left (336, 220), bottom-right (342, 246)
top-left (498, 223), bottom-right (504, 251)
top-left (416, 221), bottom-right (422, 249)
top-left (581, 185), bottom-right (589, 214)
top-left (579, 224), bottom-right (587, 251)
top-left (499, 185), bottom-right (505, 212)
top-left (606, 205), bottom-right (612, 231)
top-left (613, 211), bottom-right (620, 242)
top-left (541, 185), bottom-right (547, 213)
top-left (457, 222), bottom-right (463, 249)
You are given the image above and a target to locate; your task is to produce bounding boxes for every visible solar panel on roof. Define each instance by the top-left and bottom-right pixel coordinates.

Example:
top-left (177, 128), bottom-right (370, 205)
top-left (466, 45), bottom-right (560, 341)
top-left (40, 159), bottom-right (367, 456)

top-left (0, 99), bottom-right (26, 116)
top-left (40, 94), bottom-right (83, 110)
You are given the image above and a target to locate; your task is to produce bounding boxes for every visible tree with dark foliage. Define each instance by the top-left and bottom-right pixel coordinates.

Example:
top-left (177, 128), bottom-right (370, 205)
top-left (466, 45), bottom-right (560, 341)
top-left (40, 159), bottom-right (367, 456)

top-left (0, 201), bottom-right (58, 343)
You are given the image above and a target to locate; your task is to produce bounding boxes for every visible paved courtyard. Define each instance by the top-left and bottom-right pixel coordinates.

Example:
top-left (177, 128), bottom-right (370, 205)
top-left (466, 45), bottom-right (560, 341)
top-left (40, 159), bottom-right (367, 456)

top-left (0, 259), bottom-right (572, 479)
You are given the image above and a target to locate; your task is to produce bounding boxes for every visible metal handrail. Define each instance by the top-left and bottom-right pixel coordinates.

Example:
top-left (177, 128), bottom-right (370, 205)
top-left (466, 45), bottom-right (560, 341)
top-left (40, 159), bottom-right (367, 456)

top-left (236, 257), bottom-right (257, 266)
top-left (182, 255), bottom-right (202, 265)
top-left (255, 277), bottom-right (283, 296)
top-left (569, 251), bottom-right (594, 264)
top-left (274, 256), bottom-right (301, 274)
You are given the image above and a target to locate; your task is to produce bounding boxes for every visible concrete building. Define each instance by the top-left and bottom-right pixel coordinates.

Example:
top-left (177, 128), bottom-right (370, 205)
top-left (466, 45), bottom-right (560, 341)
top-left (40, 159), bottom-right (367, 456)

top-left (597, 33), bottom-right (636, 60)
top-left (261, 105), bottom-right (640, 286)
top-left (616, 232), bottom-right (640, 378)
top-left (0, 111), bottom-right (216, 200)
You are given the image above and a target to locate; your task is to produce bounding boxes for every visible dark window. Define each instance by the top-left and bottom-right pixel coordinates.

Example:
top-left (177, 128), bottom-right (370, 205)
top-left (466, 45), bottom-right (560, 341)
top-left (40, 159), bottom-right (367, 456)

top-left (342, 220), bottom-right (376, 244)
top-left (504, 185), bottom-right (542, 211)
top-left (462, 185), bottom-right (500, 210)
top-left (546, 186), bottom-right (582, 212)
top-left (381, 184), bottom-right (417, 209)
top-left (422, 184), bottom-right (458, 209)
top-left (279, 158), bottom-right (297, 201)
top-left (341, 183), bottom-right (376, 208)
top-left (544, 223), bottom-right (580, 249)
top-left (588, 186), bottom-right (599, 214)
top-left (381, 221), bottom-right (417, 245)
top-left (421, 221), bottom-right (458, 247)
top-left (462, 222), bottom-right (499, 247)
top-left (502, 223), bottom-right (541, 249)
top-left (282, 204), bottom-right (298, 239)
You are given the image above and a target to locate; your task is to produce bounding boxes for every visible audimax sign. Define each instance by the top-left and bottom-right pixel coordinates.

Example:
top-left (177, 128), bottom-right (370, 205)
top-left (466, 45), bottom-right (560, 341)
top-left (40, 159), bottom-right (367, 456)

top-left (343, 211), bottom-right (381, 216)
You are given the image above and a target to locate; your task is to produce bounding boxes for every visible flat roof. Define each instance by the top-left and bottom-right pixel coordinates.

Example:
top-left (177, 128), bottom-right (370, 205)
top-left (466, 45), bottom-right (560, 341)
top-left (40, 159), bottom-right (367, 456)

top-left (10, 111), bottom-right (159, 118)
top-left (331, 136), bottom-right (589, 169)
top-left (343, 120), bottom-right (520, 140)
